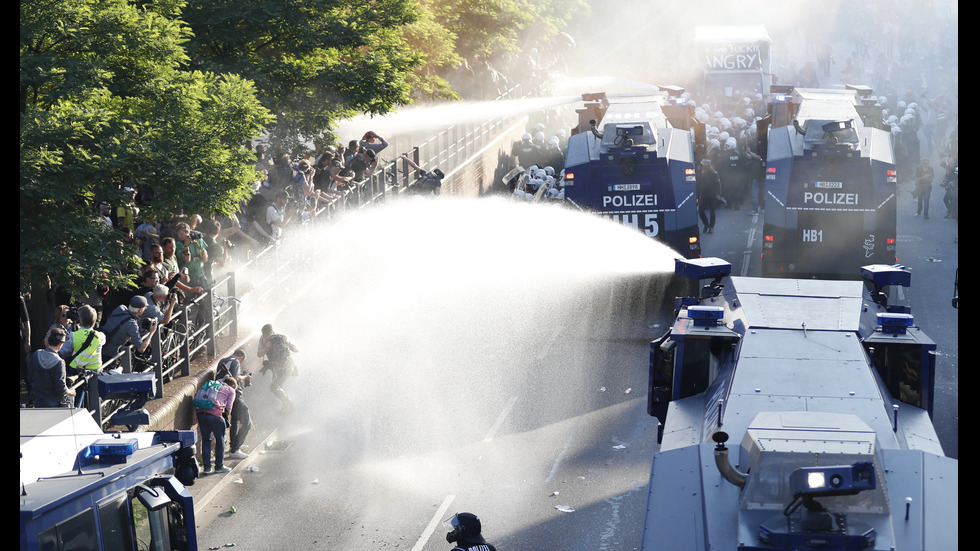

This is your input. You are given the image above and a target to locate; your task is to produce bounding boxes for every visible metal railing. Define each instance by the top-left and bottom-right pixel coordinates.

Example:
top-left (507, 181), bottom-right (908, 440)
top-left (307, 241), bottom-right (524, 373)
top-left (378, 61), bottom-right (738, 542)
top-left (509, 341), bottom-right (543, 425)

top-left (65, 82), bottom-right (538, 430)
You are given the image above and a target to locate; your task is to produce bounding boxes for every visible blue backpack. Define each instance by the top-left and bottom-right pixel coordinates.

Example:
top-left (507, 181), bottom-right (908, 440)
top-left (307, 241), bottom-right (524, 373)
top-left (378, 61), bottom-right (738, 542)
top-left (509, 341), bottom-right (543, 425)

top-left (193, 380), bottom-right (222, 410)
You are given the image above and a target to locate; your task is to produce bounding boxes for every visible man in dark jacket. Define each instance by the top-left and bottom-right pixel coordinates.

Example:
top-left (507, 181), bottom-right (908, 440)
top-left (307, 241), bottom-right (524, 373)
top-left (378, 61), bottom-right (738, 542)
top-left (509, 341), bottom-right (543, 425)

top-left (698, 159), bottom-right (723, 234)
top-left (29, 328), bottom-right (76, 407)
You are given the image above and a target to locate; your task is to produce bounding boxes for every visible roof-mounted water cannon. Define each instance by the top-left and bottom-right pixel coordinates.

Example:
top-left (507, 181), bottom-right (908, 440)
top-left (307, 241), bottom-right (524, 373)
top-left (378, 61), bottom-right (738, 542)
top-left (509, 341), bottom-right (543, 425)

top-left (760, 462), bottom-right (878, 547)
top-left (615, 124), bottom-right (644, 147)
top-left (860, 263), bottom-right (911, 311)
top-left (674, 257), bottom-right (732, 308)
top-left (574, 93), bottom-right (610, 136)
top-left (845, 83), bottom-right (874, 98)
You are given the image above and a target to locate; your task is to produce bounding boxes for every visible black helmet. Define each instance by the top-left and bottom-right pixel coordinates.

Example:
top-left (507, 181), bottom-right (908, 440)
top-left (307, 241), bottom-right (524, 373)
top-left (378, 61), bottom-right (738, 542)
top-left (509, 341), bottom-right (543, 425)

top-left (444, 512), bottom-right (482, 543)
top-left (433, 168), bottom-right (445, 180)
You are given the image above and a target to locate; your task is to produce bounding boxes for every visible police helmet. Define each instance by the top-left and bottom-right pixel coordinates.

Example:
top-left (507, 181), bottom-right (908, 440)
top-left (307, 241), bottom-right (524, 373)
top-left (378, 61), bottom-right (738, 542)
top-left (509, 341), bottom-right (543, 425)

top-left (534, 122), bottom-right (545, 133)
top-left (547, 136), bottom-right (560, 148)
top-left (533, 131), bottom-right (545, 144)
top-left (724, 138), bottom-right (737, 151)
top-left (544, 166), bottom-right (555, 176)
top-left (433, 169), bottom-right (445, 180)
top-left (719, 131), bottom-right (730, 143)
top-left (444, 512), bottom-right (482, 543)
top-left (522, 133), bottom-right (532, 142)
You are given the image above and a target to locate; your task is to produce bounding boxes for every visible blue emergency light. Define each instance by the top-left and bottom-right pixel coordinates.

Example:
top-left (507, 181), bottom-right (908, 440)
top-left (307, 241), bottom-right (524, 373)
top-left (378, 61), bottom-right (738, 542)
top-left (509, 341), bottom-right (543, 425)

top-left (79, 438), bottom-right (139, 466)
top-left (688, 306), bottom-right (724, 327)
top-left (877, 313), bottom-right (913, 334)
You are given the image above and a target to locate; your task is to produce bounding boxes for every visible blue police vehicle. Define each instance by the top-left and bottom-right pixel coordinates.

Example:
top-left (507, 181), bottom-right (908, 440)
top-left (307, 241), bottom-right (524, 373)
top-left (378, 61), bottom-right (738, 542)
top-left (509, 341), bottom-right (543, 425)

top-left (20, 375), bottom-right (200, 551)
top-left (758, 85), bottom-right (897, 279)
top-left (561, 90), bottom-right (703, 259)
top-left (641, 257), bottom-right (956, 550)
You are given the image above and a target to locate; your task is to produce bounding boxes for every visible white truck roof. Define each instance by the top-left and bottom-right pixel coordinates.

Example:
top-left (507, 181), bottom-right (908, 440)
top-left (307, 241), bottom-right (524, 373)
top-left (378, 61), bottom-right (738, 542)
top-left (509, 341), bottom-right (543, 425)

top-left (694, 25), bottom-right (771, 43)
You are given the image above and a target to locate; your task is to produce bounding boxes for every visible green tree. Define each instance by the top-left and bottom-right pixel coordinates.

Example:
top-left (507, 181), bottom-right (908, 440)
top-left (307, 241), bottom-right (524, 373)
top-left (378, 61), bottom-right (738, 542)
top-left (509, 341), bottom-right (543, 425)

top-left (21, 0), bottom-right (273, 348)
top-left (431, 0), bottom-right (531, 61)
top-left (400, 1), bottom-right (461, 101)
top-left (180, 0), bottom-right (423, 151)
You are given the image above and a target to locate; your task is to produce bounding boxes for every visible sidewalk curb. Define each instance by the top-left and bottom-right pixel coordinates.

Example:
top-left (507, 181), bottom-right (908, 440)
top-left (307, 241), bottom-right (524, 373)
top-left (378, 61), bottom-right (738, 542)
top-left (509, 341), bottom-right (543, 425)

top-left (193, 428), bottom-right (280, 510)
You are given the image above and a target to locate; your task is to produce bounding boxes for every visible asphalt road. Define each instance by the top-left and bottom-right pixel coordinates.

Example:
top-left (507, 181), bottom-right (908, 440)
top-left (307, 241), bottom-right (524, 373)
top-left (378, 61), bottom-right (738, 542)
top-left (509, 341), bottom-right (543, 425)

top-left (193, 270), bottom-right (673, 550)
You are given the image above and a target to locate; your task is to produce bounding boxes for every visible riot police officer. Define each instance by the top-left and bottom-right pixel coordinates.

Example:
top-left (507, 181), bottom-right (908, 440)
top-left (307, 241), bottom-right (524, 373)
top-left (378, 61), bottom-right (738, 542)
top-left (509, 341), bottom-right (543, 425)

top-left (444, 512), bottom-right (496, 551)
top-left (718, 138), bottom-right (749, 210)
top-left (511, 133), bottom-right (537, 171)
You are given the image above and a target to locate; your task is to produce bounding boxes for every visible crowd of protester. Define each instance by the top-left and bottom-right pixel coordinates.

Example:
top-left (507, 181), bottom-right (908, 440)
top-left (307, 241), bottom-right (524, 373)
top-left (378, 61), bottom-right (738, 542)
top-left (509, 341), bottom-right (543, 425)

top-left (19, 126), bottom-right (403, 405)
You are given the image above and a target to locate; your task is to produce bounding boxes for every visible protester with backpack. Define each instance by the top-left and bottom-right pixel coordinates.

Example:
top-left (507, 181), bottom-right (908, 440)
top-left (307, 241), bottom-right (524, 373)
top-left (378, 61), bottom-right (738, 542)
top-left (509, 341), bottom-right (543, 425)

top-left (216, 349), bottom-right (252, 460)
top-left (195, 373), bottom-right (237, 474)
top-left (257, 323), bottom-right (299, 414)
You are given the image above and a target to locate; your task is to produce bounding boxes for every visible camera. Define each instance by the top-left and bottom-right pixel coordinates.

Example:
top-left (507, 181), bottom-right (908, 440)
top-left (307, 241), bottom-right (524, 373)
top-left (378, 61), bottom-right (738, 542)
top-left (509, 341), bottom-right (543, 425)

top-left (64, 306), bottom-right (80, 322)
top-left (789, 462), bottom-right (875, 498)
top-left (189, 230), bottom-right (204, 241)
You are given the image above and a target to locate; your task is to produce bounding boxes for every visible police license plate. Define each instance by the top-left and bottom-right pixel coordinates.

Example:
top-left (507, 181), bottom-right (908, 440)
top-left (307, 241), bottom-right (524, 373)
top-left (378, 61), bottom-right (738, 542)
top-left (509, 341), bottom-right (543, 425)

top-left (611, 184), bottom-right (641, 191)
top-left (813, 181), bottom-right (843, 189)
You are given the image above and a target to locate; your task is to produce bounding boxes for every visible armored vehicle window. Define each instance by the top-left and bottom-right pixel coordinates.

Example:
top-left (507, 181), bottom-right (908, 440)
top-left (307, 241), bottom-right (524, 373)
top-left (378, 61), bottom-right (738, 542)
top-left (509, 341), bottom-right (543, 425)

top-left (678, 335), bottom-right (734, 399)
top-left (38, 507), bottom-right (98, 551)
top-left (99, 494), bottom-right (136, 550)
top-left (132, 492), bottom-right (174, 551)
top-left (868, 343), bottom-right (924, 408)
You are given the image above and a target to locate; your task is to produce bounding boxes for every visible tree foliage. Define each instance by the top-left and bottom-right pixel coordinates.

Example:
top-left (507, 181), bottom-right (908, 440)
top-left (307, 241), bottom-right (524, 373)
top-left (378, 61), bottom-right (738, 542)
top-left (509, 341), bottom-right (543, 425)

top-left (180, 0), bottom-right (423, 150)
top-left (20, 0), bottom-right (273, 306)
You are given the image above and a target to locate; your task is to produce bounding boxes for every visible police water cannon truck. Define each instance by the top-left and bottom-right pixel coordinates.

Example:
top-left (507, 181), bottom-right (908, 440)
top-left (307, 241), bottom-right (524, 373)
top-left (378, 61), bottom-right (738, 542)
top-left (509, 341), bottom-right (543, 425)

top-left (757, 85), bottom-right (897, 279)
top-left (641, 257), bottom-right (956, 550)
top-left (20, 375), bottom-right (201, 551)
top-left (559, 89), bottom-right (704, 259)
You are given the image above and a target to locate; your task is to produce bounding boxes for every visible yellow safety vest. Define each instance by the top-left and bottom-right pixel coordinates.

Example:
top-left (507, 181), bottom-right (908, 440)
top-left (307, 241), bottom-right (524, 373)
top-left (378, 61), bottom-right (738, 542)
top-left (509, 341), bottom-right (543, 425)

top-left (69, 327), bottom-right (105, 371)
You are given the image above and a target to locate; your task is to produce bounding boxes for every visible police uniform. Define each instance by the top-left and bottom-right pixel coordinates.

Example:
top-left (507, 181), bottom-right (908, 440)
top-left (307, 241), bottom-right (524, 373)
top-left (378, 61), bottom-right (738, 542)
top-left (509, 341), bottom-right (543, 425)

top-left (720, 148), bottom-right (749, 210)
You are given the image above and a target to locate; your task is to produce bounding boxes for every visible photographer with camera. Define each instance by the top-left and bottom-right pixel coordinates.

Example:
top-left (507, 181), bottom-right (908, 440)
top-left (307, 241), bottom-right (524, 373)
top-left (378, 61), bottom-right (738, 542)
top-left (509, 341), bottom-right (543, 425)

top-left (52, 304), bottom-right (77, 335)
top-left (60, 305), bottom-right (106, 375)
top-left (100, 295), bottom-right (159, 363)
top-left (143, 284), bottom-right (179, 326)
top-left (215, 348), bottom-right (252, 460)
